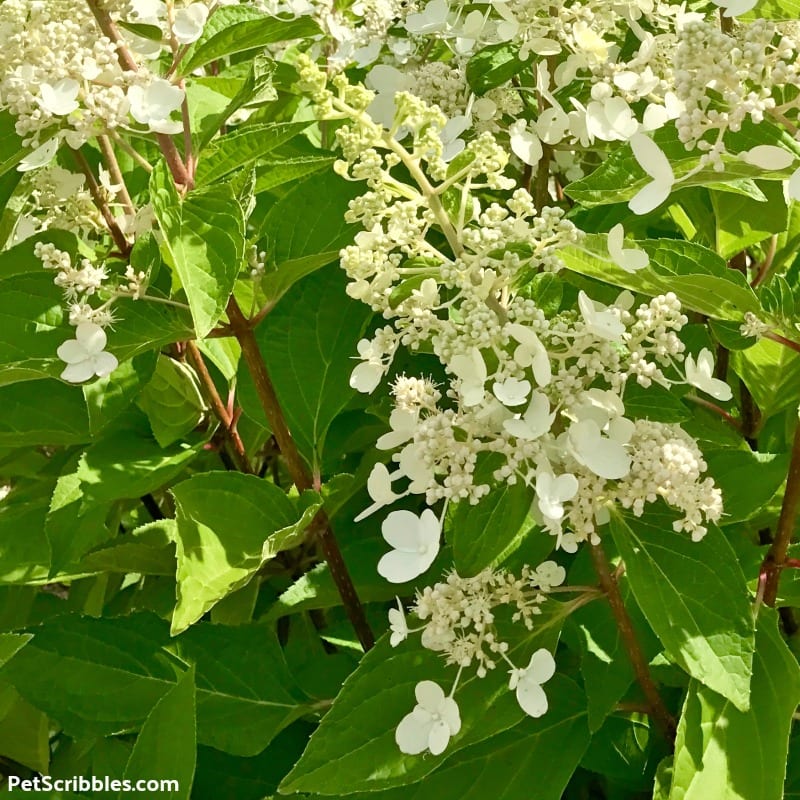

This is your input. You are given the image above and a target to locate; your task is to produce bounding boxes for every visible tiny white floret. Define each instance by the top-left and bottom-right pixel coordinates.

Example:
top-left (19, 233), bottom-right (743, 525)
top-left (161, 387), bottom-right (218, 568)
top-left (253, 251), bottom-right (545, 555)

top-left (57, 322), bottom-right (119, 383)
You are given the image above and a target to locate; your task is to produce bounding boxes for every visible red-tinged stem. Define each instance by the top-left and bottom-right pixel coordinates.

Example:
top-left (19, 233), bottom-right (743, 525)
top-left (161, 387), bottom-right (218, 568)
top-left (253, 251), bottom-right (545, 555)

top-left (765, 331), bottom-right (800, 355)
top-left (590, 541), bottom-right (676, 746)
top-left (762, 422), bottom-right (800, 606)
top-left (226, 298), bottom-right (375, 651)
top-left (185, 341), bottom-right (252, 474)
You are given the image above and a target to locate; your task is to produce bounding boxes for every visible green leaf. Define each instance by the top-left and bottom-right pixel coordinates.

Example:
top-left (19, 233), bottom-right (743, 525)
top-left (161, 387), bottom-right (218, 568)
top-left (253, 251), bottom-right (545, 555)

top-left (248, 265), bottom-right (371, 466)
top-left (80, 520), bottom-right (177, 577)
top-left (345, 677), bottom-right (590, 800)
top-left (731, 338), bottom-right (800, 419)
top-left (466, 43), bottom-right (525, 95)
top-left (196, 122), bottom-right (311, 184)
top-left (609, 508), bottom-right (755, 711)
top-left (257, 172), bottom-right (363, 303)
top-left (170, 472), bottom-right (308, 633)
top-left (137, 355), bottom-right (206, 448)
top-left (1, 613), bottom-right (307, 755)
top-left (280, 603), bottom-right (565, 795)
top-left (150, 160), bottom-right (245, 338)
top-left (254, 156), bottom-right (335, 193)
top-left (0, 683), bottom-right (49, 773)
top-left (123, 667), bottom-right (196, 800)
top-left (711, 181), bottom-right (788, 260)
top-left (668, 610), bottom-right (800, 800)
top-left (0, 110), bottom-right (29, 177)
top-left (0, 634), bottom-right (32, 668)
top-left (622, 380), bottom-right (690, 423)
top-left (450, 456), bottom-right (534, 575)
top-left (561, 235), bottom-right (761, 321)
top-left (705, 450), bottom-right (790, 524)
top-left (179, 7), bottom-right (321, 75)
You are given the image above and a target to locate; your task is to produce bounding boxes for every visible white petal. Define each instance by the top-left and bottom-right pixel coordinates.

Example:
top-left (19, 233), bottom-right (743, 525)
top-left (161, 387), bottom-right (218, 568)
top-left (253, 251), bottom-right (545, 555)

top-left (56, 339), bottom-right (88, 364)
top-left (439, 697), bottom-right (461, 734)
top-left (628, 179), bottom-right (672, 216)
top-left (91, 351), bottom-right (118, 377)
top-left (76, 322), bottom-right (107, 354)
top-left (427, 720), bottom-right (451, 755)
top-left (173, 3), bottom-right (209, 44)
top-left (39, 79), bottom-right (80, 116)
top-left (60, 360), bottom-right (96, 383)
top-left (525, 648), bottom-right (556, 683)
top-left (367, 463), bottom-right (397, 504)
top-left (415, 680), bottom-right (446, 711)
top-left (789, 167), bottom-right (800, 200)
top-left (382, 510), bottom-right (422, 551)
top-left (516, 681), bottom-right (549, 718)
top-left (18, 138), bottom-right (60, 172)
top-left (741, 145), bottom-right (795, 171)
top-left (350, 361), bottom-right (383, 393)
top-left (377, 549), bottom-right (427, 583)
top-left (396, 710), bottom-right (432, 754)
top-left (629, 133), bottom-right (673, 183)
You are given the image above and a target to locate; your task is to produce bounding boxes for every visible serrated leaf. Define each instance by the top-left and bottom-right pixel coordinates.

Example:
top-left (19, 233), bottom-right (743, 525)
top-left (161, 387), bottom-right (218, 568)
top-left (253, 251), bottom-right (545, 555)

top-left (150, 160), bottom-right (245, 337)
top-left (254, 156), bottom-right (334, 193)
top-left (731, 337), bottom-right (800, 419)
top-left (668, 610), bottom-right (800, 800)
top-left (0, 683), bottom-right (49, 773)
top-left (609, 508), bottom-right (755, 711)
top-left (179, 7), bottom-right (321, 75)
top-left (466, 43), bottom-right (525, 95)
top-left (170, 472), bottom-right (310, 633)
top-left (196, 122), bottom-right (311, 184)
top-left (80, 520), bottom-right (177, 576)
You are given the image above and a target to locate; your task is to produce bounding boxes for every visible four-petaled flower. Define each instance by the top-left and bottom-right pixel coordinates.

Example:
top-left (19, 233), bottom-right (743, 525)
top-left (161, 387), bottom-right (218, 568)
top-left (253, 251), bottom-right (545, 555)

top-left (684, 348), bottom-right (733, 401)
top-left (396, 681), bottom-right (461, 755)
top-left (389, 598), bottom-right (410, 647)
top-left (57, 323), bottom-right (118, 383)
top-left (607, 223), bottom-right (649, 273)
top-left (628, 133), bottom-right (674, 215)
top-left (509, 649), bottom-right (556, 718)
top-left (128, 79), bottom-right (185, 134)
top-left (377, 509), bottom-right (441, 583)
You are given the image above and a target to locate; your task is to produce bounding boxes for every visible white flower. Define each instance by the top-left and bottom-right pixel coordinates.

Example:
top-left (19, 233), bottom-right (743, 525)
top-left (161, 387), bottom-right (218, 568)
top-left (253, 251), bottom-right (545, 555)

top-left (173, 3), bottom-right (209, 44)
top-left (586, 97), bottom-right (638, 142)
top-left (578, 291), bottom-right (625, 341)
top-left (739, 145), bottom-right (795, 171)
top-left (684, 348), bottom-right (733, 401)
top-left (39, 79), bottom-right (80, 116)
top-left (607, 223), bottom-right (649, 273)
top-left (789, 167), bottom-right (800, 201)
top-left (377, 509), bottom-right (440, 583)
top-left (532, 561), bottom-right (566, 591)
top-left (377, 409), bottom-right (418, 450)
top-left (509, 649), bottom-right (556, 718)
top-left (56, 323), bottom-right (119, 383)
top-left (712, 0), bottom-right (758, 17)
top-left (503, 392), bottom-right (554, 440)
top-left (535, 472), bottom-right (579, 521)
top-left (405, 0), bottom-right (449, 34)
top-left (389, 598), bottom-right (409, 647)
top-left (506, 324), bottom-right (551, 386)
top-left (509, 120), bottom-right (542, 167)
top-left (568, 419), bottom-right (631, 480)
top-left (493, 377), bottom-right (531, 407)
top-left (354, 463), bottom-right (405, 522)
top-left (17, 137), bottom-right (61, 173)
top-left (128, 79), bottom-right (184, 134)
top-left (628, 133), bottom-right (674, 215)
top-left (395, 681), bottom-right (461, 755)
top-left (450, 349), bottom-right (487, 406)
top-left (350, 338), bottom-right (385, 393)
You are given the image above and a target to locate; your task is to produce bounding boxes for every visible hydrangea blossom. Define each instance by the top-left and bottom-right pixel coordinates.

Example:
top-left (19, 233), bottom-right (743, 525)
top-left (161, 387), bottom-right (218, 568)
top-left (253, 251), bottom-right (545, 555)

top-left (395, 681), bottom-right (461, 756)
top-left (57, 323), bottom-right (119, 383)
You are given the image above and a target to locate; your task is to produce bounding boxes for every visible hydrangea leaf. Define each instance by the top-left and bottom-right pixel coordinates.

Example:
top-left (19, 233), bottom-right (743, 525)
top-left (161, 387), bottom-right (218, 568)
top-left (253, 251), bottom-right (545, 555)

top-left (609, 507), bottom-right (755, 711)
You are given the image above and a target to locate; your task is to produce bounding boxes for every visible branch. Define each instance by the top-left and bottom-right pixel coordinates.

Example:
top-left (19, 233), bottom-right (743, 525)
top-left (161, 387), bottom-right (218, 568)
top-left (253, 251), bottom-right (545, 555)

top-left (185, 341), bottom-right (252, 474)
top-left (590, 541), bottom-right (676, 746)
top-left (226, 298), bottom-right (375, 651)
top-left (761, 421), bottom-right (800, 606)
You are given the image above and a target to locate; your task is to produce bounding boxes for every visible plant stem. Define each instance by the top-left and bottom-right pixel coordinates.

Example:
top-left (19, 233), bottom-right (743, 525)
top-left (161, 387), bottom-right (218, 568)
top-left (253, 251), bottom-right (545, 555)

top-left (185, 341), bottom-right (252, 474)
top-left (226, 298), bottom-right (375, 651)
top-left (589, 541), bottom-right (676, 746)
top-left (762, 422), bottom-right (800, 606)
top-left (97, 135), bottom-right (135, 217)
top-left (765, 330), bottom-right (800, 354)
top-left (751, 235), bottom-right (777, 288)
top-left (71, 148), bottom-right (131, 256)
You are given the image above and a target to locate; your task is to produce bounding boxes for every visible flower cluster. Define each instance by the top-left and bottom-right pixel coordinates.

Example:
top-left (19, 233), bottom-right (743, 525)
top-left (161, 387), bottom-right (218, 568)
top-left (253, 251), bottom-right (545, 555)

top-left (391, 561), bottom-right (564, 755)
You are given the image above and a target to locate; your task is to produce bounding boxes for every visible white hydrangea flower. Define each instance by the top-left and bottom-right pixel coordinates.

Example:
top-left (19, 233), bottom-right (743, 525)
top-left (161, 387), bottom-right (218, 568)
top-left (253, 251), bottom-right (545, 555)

top-left (173, 3), bottom-right (210, 44)
top-left (354, 463), bottom-right (405, 522)
top-left (509, 649), bottom-right (556, 718)
top-left (128, 80), bottom-right (184, 134)
top-left (389, 598), bottom-right (409, 647)
top-left (450, 348), bottom-right (487, 407)
top-left (57, 323), bottom-right (118, 383)
top-left (535, 472), bottom-right (579, 522)
top-left (712, 0), bottom-right (758, 17)
top-left (578, 291), bottom-right (625, 341)
top-left (350, 338), bottom-right (386, 393)
top-left (684, 348), bottom-right (733, 401)
top-left (18, 138), bottom-right (60, 173)
top-left (607, 223), bottom-right (649, 273)
top-left (377, 509), bottom-right (441, 583)
top-left (377, 409), bottom-right (418, 450)
top-left (628, 133), bottom-right (675, 215)
top-left (395, 681), bottom-right (461, 756)
top-left (568, 419), bottom-right (632, 480)
top-left (493, 377), bottom-right (531, 407)
top-left (39, 79), bottom-right (80, 116)
top-left (405, 0), bottom-right (449, 34)
top-left (506, 324), bottom-right (551, 386)
top-left (509, 120), bottom-right (543, 166)
top-left (532, 561), bottom-right (566, 591)
top-left (503, 392), bottom-right (554, 440)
